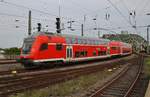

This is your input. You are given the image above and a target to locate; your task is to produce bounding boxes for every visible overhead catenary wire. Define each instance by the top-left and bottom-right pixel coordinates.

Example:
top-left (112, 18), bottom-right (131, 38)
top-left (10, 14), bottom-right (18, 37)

top-left (137, 0), bottom-right (150, 17)
top-left (106, 0), bottom-right (134, 27)
top-left (66, 0), bottom-right (94, 14)
top-left (0, 0), bottom-right (149, 37)
top-left (0, 12), bottom-right (56, 22)
top-left (106, 0), bottom-right (141, 37)
top-left (0, 0), bottom-right (57, 17)
top-left (0, 0), bottom-right (83, 25)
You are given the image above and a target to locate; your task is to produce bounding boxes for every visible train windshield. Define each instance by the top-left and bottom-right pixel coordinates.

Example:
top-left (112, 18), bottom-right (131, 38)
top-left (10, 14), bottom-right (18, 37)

top-left (22, 38), bottom-right (35, 54)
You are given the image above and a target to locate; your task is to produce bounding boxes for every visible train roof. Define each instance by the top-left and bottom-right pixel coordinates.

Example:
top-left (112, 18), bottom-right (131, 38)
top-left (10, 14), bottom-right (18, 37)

top-left (28, 32), bottom-right (110, 42)
top-left (109, 41), bottom-right (132, 47)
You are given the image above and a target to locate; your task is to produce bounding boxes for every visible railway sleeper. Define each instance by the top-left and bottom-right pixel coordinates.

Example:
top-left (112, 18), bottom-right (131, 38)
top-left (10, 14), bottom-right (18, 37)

top-left (101, 92), bottom-right (125, 97)
top-left (105, 87), bottom-right (128, 92)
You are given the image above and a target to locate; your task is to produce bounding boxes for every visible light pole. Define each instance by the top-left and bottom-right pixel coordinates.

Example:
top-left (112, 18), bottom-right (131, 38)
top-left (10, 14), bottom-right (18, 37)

top-left (147, 25), bottom-right (150, 54)
top-left (146, 13), bottom-right (150, 54)
top-left (28, 10), bottom-right (32, 35)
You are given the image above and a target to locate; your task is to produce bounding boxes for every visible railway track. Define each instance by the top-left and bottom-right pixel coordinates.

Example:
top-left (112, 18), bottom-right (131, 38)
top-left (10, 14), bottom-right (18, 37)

top-left (0, 55), bottom-right (136, 76)
top-left (87, 55), bottom-right (144, 97)
top-left (0, 55), bottom-right (138, 97)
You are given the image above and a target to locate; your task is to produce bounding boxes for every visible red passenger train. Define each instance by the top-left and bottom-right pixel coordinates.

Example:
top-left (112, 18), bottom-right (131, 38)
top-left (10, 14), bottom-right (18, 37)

top-left (18, 32), bottom-right (132, 68)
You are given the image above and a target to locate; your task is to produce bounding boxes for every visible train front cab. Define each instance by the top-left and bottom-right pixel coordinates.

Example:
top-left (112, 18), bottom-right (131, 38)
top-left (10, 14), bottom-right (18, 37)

top-left (19, 35), bottom-right (66, 67)
top-left (121, 44), bottom-right (132, 56)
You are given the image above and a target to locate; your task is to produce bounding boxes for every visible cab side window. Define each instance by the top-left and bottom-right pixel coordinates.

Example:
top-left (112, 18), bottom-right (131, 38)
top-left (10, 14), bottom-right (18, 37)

top-left (56, 44), bottom-right (63, 51)
top-left (40, 43), bottom-right (48, 51)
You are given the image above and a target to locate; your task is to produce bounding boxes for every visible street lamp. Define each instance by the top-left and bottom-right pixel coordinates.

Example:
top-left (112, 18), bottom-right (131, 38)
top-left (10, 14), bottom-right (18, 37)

top-left (147, 25), bottom-right (150, 54)
top-left (146, 13), bottom-right (150, 54)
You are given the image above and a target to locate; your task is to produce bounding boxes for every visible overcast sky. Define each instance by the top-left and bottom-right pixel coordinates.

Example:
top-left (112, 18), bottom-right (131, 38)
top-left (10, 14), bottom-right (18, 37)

top-left (0, 0), bottom-right (150, 48)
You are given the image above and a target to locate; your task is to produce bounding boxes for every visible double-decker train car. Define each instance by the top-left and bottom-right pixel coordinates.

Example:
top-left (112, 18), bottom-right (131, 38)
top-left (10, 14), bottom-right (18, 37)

top-left (108, 41), bottom-right (132, 56)
top-left (18, 32), bottom-right (132, 68)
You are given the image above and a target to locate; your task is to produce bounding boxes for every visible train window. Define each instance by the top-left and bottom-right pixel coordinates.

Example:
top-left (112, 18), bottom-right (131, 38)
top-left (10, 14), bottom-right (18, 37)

top-left (78, 38), bottom-right (81, 44)
top-left (96, 41), bottom-right (98, 45)
top-left (66, 37), bottom-right (71, 44)
top-left (93, 51), bottom-right (97, 56)
top-left (111, 47), bottom-right (117, 50)
top-left (80, 51), bottom-right (84, 56)
top-left (84, 51), bottom-right (87, 56)
top-left (92, 40), bottom-right (94, 45)
top-left (87, 40), bottom-right (90, 45)
top-left (22, 38), bottom-right (35, 54)
top-left (56, 44), bottom-right (63, 51)
top-left (98, 51), bottom-right (101, 56)
top-left (94, 40), bottom-right (96, 45)
top-left (103, 51), bottom-right (106, 55)
top-left (99, 51), bottom-right (106, 55)
top-left (82, 39), bottom-right (85, 44)
top-left (93, 40), bottom-right (95, 45)
top-left (84, 40), bottom-right (87, 44)
top-left (90, 40), bottom-right (92, 45)
top-left (40, 43), bottom-right (48, 51)
top-left (80, 39), bottom-right (82, 44)
top-left (91, 40), bottom-right (93, 45)
top-left (22, 43), bottom-right (32, 54)
top-left (99, 41), bottom-right (101, 44)
top-left (82, 39), bottom-right (84, 44)
top-left (72, 38), bottom-right (76, 44)
top-left (75, 51), bottom-right (80, 57)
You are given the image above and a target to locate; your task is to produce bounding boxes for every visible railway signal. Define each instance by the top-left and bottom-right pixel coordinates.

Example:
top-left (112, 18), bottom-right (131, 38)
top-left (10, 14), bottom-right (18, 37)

top-left (56, 18), bottom-right (61, 34)
top-left (37, 23), bottom-right (41, 32)
top-left (28, 10), bottom-right (32, 35)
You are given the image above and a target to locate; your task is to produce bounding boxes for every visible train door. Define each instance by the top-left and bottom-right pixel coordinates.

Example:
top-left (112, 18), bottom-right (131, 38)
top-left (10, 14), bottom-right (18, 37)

top-left (66, 46), bottom-right (73, 62)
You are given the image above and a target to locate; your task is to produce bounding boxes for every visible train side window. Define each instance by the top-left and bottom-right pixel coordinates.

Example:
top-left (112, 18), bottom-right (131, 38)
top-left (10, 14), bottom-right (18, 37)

top-left (85, 51), bottom-right (87, 56)
top-left (96, 41), bottom-right (98, 45)
top-left (111, 47), bottom-right (117, 50)
top-left (79, 39), bottom-right (81, 44)
top-left (87, 40), bottom-right (90, 44)
top-left (98, 51), bottom-right (101, 56)
top-left (75, 51), bottom-right (80, 57)
top-left (56, 44), bottom-right (63, 51)
top-left (90, 40), bottom-right (92, 45)
top-left (85, 40), bottom-right (87, 44)
top-left (93, 40), bottom-right (96, 45)
top-left (99, 51), bottom-right (106, 55)
top-left (80, 51), bottom-right (84, 56)
top-left (66, 37), bottom-right (70, 44)
top-left (72, 38), bottom-right (76, 44)
top-left (97, 48), bottom-right (101, 56)
top-left (93, 51), bottom-right (97, 56)
top-left (40, 43), bottom-right (48, 51)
